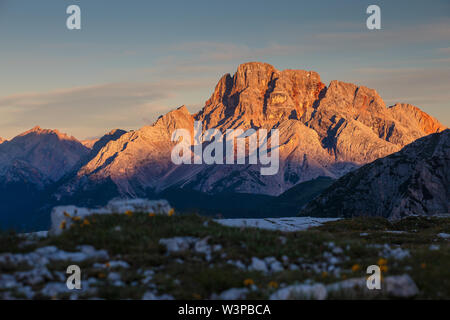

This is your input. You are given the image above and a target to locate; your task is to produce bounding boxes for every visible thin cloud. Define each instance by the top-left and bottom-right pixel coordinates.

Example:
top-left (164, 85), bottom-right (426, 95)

top-left (0, 79), bottom-right (211, 140)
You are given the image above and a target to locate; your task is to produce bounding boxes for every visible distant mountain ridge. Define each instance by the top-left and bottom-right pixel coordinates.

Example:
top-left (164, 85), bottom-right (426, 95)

top-left (300, 129), bottom-right (450, 219)
top-left (0, 62), bottom-right (447, 230)
top-left (0, 127), bottom-right (90, 230)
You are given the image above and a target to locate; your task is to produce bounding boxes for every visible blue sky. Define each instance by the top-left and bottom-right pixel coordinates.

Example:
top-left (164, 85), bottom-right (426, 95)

top-left (0, 0), bottom-right (449, 139)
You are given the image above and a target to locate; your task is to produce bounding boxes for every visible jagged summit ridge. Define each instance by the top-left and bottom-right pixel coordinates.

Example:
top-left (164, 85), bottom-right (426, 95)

top-left (196, 62), bottom-right (326, 131)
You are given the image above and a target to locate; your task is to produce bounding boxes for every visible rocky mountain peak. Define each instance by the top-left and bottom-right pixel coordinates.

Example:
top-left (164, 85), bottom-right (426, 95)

top-left (17, 126), bottom-right (78, 143)
top-left (388, 103), bottom-right (447, 135)
top-left (198, 62), bottom-right (325, 131)
top-left (0, 137), bottom-right (5, 144)
top-left (154, 105), bottom-right (194, 136)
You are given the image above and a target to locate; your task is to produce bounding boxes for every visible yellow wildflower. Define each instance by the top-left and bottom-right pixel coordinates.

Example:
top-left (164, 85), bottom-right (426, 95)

top-left (63, 211), bottom-right (71, 218)
top-left (322, 271), bottom-right (328, 278)
top-left (378, 258), bottom-right (388, 266)
top-left (380, 265), bottom-right (388, 272)
top-left (59, 220), bottom-right (66, 230)
top-left (82, 219), bottom-right (90, 226)
top-left (192, 293), bottom-right (201, 299)
top-left (351, 264), bottom-right (361, 272)
top-left (125, 210), bottom-right (133, 217)
top-left (72, 216), bottom-right (81, 222)
top-left (243, 279), bottom-right (254, 286)
top-left (149, 212), bottom-right (156, 217)
top-left (168, 208), bottom-right (175, 217)
top-left (98, 273), bottom-right (106, 279)
top-left (268, 281), bottom-right (278, 289)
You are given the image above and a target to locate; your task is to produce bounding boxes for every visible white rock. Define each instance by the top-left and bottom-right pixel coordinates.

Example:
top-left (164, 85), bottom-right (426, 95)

top-left (215, 217), bottom-right (340, 232)
top-left (49, 206), bottom-right (92, 236)
top-left (142, 291), bottom-right (174, 300)
top-left (249, 257), bottom-right (268, 273)
top-left (289, 264), bottom-right (299, 271)
top-left (326, 274), bottom-right (419, 298)
top-left (0, 274), bottom-right (20, 289)
top-left (107, 272), bottom-right (122, 282)
top-left (41, 282), bottom-right (70, 297)
top-left (49, 199), bottom-right (173, 235)
top-left (332, 247), bottom-right (344, 255)
top-left (384, 274), bottom-right (419, 298)
top-left (227, 260), bottom-right (247, 270)
top-left (217, 288), bottom-right (249, 300)
top-left (382, 245), bottom-right (410, 260)
top-left (15, 267), bottom-right (52, 285)
top-left (326, 277), bottom-right (366, 293)
top-left (108, 260), bottom-right (130, 269)
top-left (270, 283), bottom-right (327, 300)
top-left (140, 270), bottom-right (155, 284)
top-left (437, 233), bottom-right (450, 239)
top-left (17, 286), bottom-right (35, 299)
top-left (429, 244), bottom-right (440, 251)
top-left (107, 198), bottom-right (172, 215)
top-left (159, 237), bottom-right (198, 253)
top-left (269, 260), bottom-right (284, 273)
top-left (194, 238), bottom-right (211, 255)
top-left (0, 245), bottom-right (109, 269)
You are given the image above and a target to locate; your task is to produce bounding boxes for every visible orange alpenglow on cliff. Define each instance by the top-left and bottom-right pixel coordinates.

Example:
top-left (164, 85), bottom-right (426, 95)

top-left (49, 62), bottom-right (445, 198)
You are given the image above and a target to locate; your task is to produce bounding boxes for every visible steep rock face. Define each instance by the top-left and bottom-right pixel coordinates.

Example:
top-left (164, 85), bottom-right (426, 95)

top-left (300, 130), bottom-right (450, 219)
top-left (63, 106), bottom-right (194, 197)
top-left (197, 62), bottom-right (325, 131)
top-left (57, 62), bottom-right (446, 198)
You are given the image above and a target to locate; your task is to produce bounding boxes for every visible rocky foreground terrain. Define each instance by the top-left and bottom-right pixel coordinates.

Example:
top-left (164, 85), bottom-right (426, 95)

top-left (1, 208), bottom-right (449, 300)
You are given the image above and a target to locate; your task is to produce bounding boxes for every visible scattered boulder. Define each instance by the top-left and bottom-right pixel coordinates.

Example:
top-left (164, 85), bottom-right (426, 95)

top-left (326, 274), bottom-right (419, 298)
top-left (142, 291), bottom-right (174, 300)
top-left (159, 237), bottom-right (199, 254)
top-left (270, 283), bottom-right (327, 300)
top-left (50, 199), bottom-right (173, 235)
top-left (215, 288), bottom-right (249, 300)
top-left (249, 257), bottom-right (268, 273)
top-left (384, 274), bottom-right (419, 298)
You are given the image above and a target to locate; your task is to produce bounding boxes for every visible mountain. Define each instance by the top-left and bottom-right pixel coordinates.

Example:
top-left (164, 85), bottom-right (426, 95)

top-left (0, 126), bottom-right (89, 183)
top-left (80, 129), bottom-right (127, 151)
top-left (0, 62), bottom-right (446, 230)
top-left (0, 137), bottom-right (5, 145)
top-left (55, 62), bottom-right (445, 202)
top-left (0, 127), bottom-right (89, 230)
top-left (300, 129), bottom-right (450, 219)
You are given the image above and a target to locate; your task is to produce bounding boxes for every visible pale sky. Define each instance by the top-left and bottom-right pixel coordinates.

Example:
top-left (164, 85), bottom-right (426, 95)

top-left (0, 0), bottom-right (449, 140)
